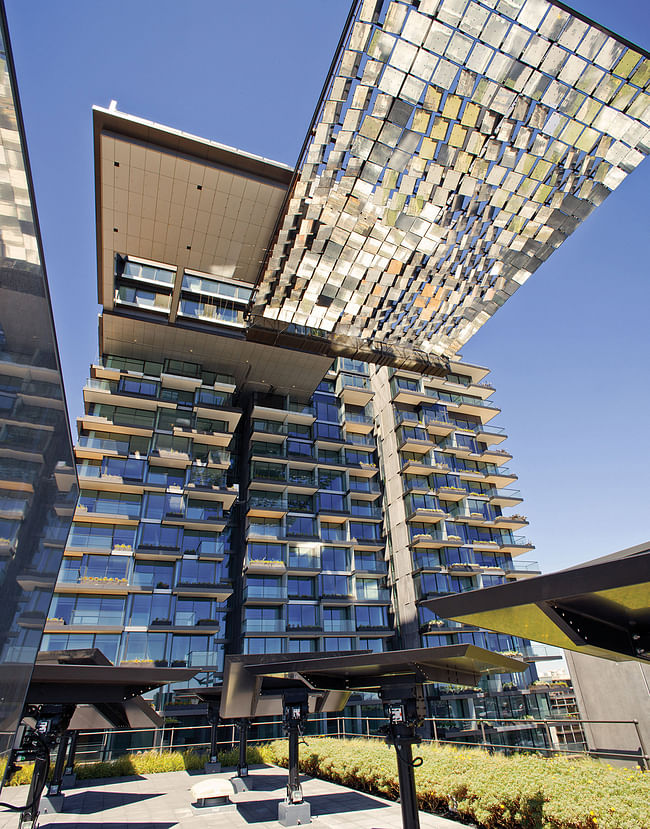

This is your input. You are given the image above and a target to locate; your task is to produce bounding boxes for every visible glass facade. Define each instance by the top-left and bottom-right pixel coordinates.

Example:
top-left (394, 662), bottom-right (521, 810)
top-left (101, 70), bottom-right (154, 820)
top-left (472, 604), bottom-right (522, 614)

top-left (0, 7), bottom-right (78, 764)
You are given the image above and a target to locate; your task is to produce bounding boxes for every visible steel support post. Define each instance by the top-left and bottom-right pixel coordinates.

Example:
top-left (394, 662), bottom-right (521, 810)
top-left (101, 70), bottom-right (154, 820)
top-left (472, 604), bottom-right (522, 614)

top-left (287, 720), bottom-right (301, 804)
top-left (393, 732), bottom-right (420, 829)
top-left (237, 718), bottom-right (249, 778)
top-left (64, 730), bottom-right (78, 777)
top-left (19, 754), bottom-right (49, 828)
top-left (46, 734), bottom-right (69, 797)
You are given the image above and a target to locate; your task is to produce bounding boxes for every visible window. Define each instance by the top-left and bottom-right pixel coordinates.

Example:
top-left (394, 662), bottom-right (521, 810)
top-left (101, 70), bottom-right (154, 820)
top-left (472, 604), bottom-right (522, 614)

top-left (314, 422), bottom-right (342, 441)
top-left (317, 492), bottom-right (346, 512)
top-left (245, 638), bottom-right (284, 655)
top-left (286, 515), bottom-right (315, 537)
top-left (248, 542), bottom-right (285, 563)
top-left (287, 604), bottom-right (318, 629)
top-left (318, 469), bottom-right (345, 491)
top-left (287, 492), bottom-right (314, 513)
top-left (178, 559), bottom-right (220, 586)
top-left (138, 523), bottom-right (181, 550)
top-left (132, 561), bottom-right (174, 589)
top-left (358, 638), bottom-right (384, 653)
top-left (345, 449), bottom-right (373, 465)
top-left (251, 461), bottom-right (286, 482)
top-left (288, 577), bottom-right (315, 598)
top-left (118, 377), bottom-right (159, 398)
top-left (288, 639), bottom-right (316, 653)
top-left (129, 593), bottom-right (172, 626)
top-left (248, 517), bottom-right (281, 537)
top-left (323, 637), bottom-right (352, 651)
top-left (320, 574), bottom-right (351, 597)
top-left (314, 395), bottom-right (339, 423)
top-left (321, 522), bottom-right (346, 542)
top-left (322, 547), bottom-right (350, 570)
top-left (355, 605), bottom-right (388, 629)
top-left (175, 598), bottom-right (219, 626)
top-left (350, 521), bottom-right (380, 541)
top-left (286, 440), bottom-right (312, 460)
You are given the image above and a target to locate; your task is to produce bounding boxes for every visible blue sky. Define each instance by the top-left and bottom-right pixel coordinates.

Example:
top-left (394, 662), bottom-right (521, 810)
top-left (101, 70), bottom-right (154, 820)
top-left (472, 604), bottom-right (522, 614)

top-left (5, 0), bottom-right (649, 575)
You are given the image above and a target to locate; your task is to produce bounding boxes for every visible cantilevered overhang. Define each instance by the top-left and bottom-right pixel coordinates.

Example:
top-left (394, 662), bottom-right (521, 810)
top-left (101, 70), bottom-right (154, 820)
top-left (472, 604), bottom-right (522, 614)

top-left (424, 540), bottom-right (650, 663)
top-left (93, 105), bottom-right (292, 312)
top-left (253, 0), bottom-right (650, 358)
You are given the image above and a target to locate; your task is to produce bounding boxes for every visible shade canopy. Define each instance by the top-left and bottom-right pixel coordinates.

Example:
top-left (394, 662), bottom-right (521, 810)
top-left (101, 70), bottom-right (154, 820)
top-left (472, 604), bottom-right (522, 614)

top-left (220, 645), bottom-right (526, 718)
top-left (424, 542), bottom-right (650, 663)
top-left (27, 649), bottom-right (197, 729)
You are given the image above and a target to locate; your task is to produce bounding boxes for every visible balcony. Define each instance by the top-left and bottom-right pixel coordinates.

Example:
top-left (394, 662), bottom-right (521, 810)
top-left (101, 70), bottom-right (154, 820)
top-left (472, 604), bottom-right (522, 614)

top-left (245, 557), bottom-right (287, 575)
top-left (342, 411), bottom-right (373, 435)
top-left (174, 582), bottom-right (232, 601)
top-left (77, 436), bottom-right (130, 456)
top-left (503, 559), bottom-right (541, 578)
top-left (243, 585), bottom-right (288, 602)
top-left (493, 513), bottom-right (528, 530)
top-left (407, 507), bottom-right (448, 524)
top-left (436, 485), bottom-right (466, 502)
top-left (499, 536), bottom-right (535, 555)
top-left (247, 496), bottom-right (288, 518)
top-left (409, 529), bottom-right (449, 548)
top-left (489, 488), bottom-right (523, 508)
top-left (336, 374), bottom-right (373, 406)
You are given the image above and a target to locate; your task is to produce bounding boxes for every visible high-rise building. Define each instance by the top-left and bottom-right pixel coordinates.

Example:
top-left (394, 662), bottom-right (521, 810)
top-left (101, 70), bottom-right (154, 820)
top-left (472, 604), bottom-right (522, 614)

top-left (0, 5), bottom-right (78, 765)
top-left (41, 107), bottom-right (548, 747)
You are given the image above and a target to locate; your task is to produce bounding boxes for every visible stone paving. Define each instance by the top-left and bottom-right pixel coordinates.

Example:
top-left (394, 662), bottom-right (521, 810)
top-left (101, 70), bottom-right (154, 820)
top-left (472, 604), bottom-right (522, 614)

top-left (0, 765), bottom-right (466, 829)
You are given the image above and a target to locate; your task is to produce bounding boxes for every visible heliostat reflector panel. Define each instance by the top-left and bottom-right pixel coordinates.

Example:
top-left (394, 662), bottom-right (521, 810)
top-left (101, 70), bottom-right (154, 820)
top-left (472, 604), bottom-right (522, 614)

top-left (254, 0), bottom-right (650, 357)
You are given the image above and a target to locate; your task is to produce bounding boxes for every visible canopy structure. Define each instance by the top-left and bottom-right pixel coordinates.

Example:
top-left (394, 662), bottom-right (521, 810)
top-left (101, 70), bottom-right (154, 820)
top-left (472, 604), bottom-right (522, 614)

top-left (28, 648), bottom-right (197, 730)
top-left (424, 541), bottom-right (650, 663)
top-left (252, 0), bottom-right (650, 365)
top-left (221, 644), bottom-right (526, 717)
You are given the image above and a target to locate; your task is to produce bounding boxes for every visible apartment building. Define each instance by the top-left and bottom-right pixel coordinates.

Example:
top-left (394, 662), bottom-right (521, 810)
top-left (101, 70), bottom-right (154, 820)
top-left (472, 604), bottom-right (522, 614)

top-left (37, 107), bottom-right (550, 747)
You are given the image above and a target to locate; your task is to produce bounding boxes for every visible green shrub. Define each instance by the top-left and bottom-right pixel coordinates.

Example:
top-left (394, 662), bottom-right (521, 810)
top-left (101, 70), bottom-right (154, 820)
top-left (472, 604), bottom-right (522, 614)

top-left (262, 737), bottom-right (650, 829)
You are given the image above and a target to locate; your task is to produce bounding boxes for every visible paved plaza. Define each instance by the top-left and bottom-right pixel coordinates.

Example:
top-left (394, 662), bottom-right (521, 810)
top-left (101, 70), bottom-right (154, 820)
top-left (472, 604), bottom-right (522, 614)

top-left (0, 765), bottom-right (465, 829)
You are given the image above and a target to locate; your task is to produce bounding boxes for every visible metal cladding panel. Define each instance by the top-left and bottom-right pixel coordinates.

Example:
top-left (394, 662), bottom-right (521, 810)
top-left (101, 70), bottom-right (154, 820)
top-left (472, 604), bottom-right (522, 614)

top-left (425, 544), bottom-right (650, 662)
top-left (254, 0), bottom-right (650, 357)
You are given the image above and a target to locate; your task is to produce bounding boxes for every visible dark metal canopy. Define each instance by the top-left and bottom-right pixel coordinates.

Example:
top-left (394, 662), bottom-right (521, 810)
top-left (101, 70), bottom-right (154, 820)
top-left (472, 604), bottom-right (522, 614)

top-left (28, 649), bottom-right (197, 729)
top-left (220, 645), bottom-right (526, 718)
top-left (424, 542), bottom-right (650, 663)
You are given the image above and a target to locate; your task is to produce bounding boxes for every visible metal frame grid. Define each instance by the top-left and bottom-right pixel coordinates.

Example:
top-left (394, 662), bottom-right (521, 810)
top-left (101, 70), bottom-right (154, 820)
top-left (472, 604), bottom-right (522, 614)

top-left (252, 0), bottom-right (650, 357)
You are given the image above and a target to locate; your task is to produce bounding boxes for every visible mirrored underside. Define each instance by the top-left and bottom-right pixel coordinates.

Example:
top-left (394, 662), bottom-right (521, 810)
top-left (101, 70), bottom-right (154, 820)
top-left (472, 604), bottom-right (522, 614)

top-left (253, 0), bottom-right (650, 357)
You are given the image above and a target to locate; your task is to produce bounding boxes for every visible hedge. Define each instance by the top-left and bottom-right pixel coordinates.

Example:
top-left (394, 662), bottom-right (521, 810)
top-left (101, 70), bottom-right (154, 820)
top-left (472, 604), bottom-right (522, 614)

top-left (264, 738), bottom-right (649, 829)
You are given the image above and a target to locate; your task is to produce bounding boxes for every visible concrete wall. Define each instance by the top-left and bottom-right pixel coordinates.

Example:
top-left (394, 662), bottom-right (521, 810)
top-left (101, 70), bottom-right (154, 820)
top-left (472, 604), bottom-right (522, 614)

top-left (566, 650), bottom-right (650, 768)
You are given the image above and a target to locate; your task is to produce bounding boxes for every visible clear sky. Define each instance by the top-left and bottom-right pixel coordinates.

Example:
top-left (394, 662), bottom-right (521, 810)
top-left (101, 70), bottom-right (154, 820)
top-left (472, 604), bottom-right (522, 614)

top-left (5, 0), bottom-right (649, 576)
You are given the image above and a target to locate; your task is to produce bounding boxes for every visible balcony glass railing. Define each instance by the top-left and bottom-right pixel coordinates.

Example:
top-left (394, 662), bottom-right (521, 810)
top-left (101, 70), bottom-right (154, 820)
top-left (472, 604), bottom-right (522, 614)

top-left (503, 559), bottom-right (540, 573)
top-left (78, 436), bottom-right (130, 454)
top-left (288, 554), bottom-right (321, 569)
top-left (356, 588), bottom-right (390, 601)
top-left (244, 586), bottom-right (287, 600)
top-left (242, 619), bottom-right (285, 633)
top-left (323, 619), bottom-right (355, 633)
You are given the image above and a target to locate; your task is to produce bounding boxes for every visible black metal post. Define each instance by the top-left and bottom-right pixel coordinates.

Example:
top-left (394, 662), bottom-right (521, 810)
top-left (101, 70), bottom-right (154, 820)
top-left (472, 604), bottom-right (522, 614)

top-left (287, 720), bottom-right (301, 804)
top-left (19, 754), bottom-right (49, 828)
top-left (64, 730), bottom-right (78, 777)
top-left (237, 718), bottom-right (249, 778)
top-left (46, 733), bottom-right (69, 797)
top-left (209, 721), bottom-right (219, 765)
top-left (393, 732), bottom-right (420, 829)
top-left (380, 680), bottom-right (427, 829)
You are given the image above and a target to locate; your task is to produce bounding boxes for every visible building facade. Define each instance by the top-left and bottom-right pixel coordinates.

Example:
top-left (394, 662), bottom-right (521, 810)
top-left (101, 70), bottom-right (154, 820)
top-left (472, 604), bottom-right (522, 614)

top-left (41, 107), bottom-right (550, 747)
